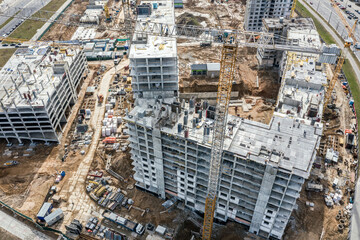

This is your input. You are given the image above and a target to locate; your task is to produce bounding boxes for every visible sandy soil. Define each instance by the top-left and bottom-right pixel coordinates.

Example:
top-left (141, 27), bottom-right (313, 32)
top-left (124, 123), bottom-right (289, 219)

top-left (0, 143), bottom-right (54, 208)
top-left (284, 66), bottom-right (356, 240)
top-left (41, 1), bottom-right (88, 41)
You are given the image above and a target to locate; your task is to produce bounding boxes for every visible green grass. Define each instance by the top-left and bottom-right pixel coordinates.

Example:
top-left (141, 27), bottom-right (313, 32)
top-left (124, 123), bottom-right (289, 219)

top-left (296, 1), bottom-right (336, 44)
top-left (343, 61), bottom-right (360, 120)
top-left (0, 48), bottom-right (16, 67)
top-left (9, 0), bottom-right (68, 40)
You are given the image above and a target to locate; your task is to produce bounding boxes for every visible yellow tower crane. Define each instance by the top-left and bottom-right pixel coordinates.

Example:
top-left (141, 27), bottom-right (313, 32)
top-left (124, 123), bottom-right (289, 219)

top-left (290, 0), bottom-right (297, 18)
top-left (0, 7), bottom-right (339, 240)
top-left (202, 42), bottom-right (237, 240)
top-left (104, 5), bottom-right (111, 22)
top-left (323, 42), bottom-right (350, 107)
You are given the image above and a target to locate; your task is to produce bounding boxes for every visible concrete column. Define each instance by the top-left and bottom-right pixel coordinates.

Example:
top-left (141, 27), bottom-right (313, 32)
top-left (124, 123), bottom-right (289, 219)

top-left (249, 164), bottom-right (277, 235)
top-left (152, 127), bottom-right (166, 198)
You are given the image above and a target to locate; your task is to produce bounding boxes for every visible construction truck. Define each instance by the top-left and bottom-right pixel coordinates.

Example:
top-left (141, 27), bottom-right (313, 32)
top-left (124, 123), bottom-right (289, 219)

top-left (103, 137), bottom-right (116, 144)
top-left (104, 5), bottom-right (111, 22)
top-left (90, 185), bottom-right (106, 201)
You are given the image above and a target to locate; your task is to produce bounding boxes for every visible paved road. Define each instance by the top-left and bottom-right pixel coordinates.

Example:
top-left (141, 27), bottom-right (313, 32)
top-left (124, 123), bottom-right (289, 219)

top-left (0, 0), bottom-right (51, 37)
top-left (305, 0), bottom-right (360, 59)
top-left (300, 0), bottom-right (360, 84)
top-left (0, 209), bottom-right (52, 240)
top-left (305, 0), bottom-right (350, 38)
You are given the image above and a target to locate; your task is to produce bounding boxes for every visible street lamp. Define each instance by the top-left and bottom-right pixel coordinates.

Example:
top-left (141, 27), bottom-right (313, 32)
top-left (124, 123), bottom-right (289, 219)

top-left (328, 11), bottom-right (333, 23)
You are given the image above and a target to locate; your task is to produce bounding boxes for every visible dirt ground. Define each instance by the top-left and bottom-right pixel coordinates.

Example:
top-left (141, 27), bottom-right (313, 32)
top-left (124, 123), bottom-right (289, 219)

top-left (283, 68), bottom-right (356, 240)
top-left (41, 1), bottom-right (88, 41)
top-left (178, 45), bottom-right (279, 123)
top-left (177, 0), bottom-right (245, 30)
top-left (284, 189), bottom-right (325, 240)
top-left (0, 142), bottom-right (54, 208)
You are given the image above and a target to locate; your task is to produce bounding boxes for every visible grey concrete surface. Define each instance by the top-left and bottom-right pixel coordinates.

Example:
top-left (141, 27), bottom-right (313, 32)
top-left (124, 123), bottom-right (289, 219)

top-left (0, 209), bottom-right (52, 240)
top-left (299, 0), bottom-right (360, 84)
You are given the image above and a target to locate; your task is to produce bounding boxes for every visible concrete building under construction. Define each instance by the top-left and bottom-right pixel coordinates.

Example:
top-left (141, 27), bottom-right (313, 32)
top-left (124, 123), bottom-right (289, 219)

top-left (0, 44), bottom-right (88, 143)
top-left (129, 0), bottom-right (178, 100)
top-left (257, 18), bottom-right (317, 67)
top-left (244, 0), bottom-right (294, 32)
top-left (125, 3), bottom-right (327, 239)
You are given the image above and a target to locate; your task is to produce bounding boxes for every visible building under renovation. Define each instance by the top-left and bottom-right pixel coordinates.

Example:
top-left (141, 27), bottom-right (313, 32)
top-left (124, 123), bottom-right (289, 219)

top-left (244, 0), bottom-right (294, 32)
top-left (0, 44), bottom-right (88, 143)
top-left (125, 2), bottom-right (327, 238)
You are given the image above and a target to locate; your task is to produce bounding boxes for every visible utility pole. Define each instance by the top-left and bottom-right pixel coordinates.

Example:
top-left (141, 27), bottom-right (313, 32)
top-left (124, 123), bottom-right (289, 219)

top-left (317, 0), bottom-right (321, 11)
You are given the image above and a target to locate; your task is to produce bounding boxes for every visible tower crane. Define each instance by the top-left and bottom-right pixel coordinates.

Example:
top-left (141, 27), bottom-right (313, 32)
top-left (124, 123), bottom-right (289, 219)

top-left (323, 42), bottom-right (350, 107)
top-left (104, 5), bottom-right (111, 22)
top-left (331, 0), bottom-right (357, 44)
top-left (349, 19), bottom-right (358, 45)
top-left (0, 6), bottom-right (340, 240)
top-left (290, 0), bottom-right (297, 18)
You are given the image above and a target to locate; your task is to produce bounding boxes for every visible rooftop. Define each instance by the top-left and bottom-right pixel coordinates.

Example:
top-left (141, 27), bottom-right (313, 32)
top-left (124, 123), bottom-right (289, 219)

top-left (277, 55), bottom-right (327, 120)
top-left (125, 98), bottom-right (322, 178)
top-left (0, 43), bottom-right (82, 110)
top-left (263, 18), bottom-right (315, 30)
top-left (129, 0), bottom-right (177, 59)
top-left (287, 28), bottom-right (322, 50)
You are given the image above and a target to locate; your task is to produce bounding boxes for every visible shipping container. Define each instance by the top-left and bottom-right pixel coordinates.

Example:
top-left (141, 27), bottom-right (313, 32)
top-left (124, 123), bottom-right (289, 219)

top-left (44, 208), bottom-right (64, 226)
top-left (37, 202), bottom-right (53, 221)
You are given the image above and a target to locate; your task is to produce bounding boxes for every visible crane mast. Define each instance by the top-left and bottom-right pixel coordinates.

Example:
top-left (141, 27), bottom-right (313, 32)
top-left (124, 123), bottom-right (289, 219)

top-left (0, 6), bottom-right (341, 240)
top-left (323, 43), bottom-right (349, 107)
top-left (202, 43), bottom-right (238, 240)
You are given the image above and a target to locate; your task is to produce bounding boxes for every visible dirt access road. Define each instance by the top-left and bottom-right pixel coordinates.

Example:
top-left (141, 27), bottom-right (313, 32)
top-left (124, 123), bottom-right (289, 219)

top-left (57, 59), bottom-right (129, 231)
top-left (18, 59), bottom-right (128, 230)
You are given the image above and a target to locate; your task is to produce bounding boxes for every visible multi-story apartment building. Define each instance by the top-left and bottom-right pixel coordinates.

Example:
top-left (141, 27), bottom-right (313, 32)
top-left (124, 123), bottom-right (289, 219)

top-left (125, 1), bottom-right (331, 239)
top-left (129, 0), bottom-right (178, 100)
top-left (257, 18), bottom-right (316, 68)
top-left (244, 0), bottom-right (294, 32)
top-left (0, 44), bottom-right (88, 143)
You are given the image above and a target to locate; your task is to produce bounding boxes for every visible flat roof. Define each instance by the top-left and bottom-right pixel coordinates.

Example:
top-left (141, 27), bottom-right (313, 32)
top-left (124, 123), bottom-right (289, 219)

top-left (0, 43), bottom-right (82, 110)
top-left (125, 99), bottom-right (322, 178)
top-left (207, 63), bottom-right (220, 71)
top-left (277, 55), bottom-right (327, 120)
top-left (129, 0), bottom-right (177, 59)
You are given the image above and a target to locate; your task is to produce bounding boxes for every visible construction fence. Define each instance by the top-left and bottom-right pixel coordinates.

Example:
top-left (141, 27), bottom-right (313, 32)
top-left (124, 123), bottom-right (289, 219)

top-left (0, 199), bottom-right (70, 240)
